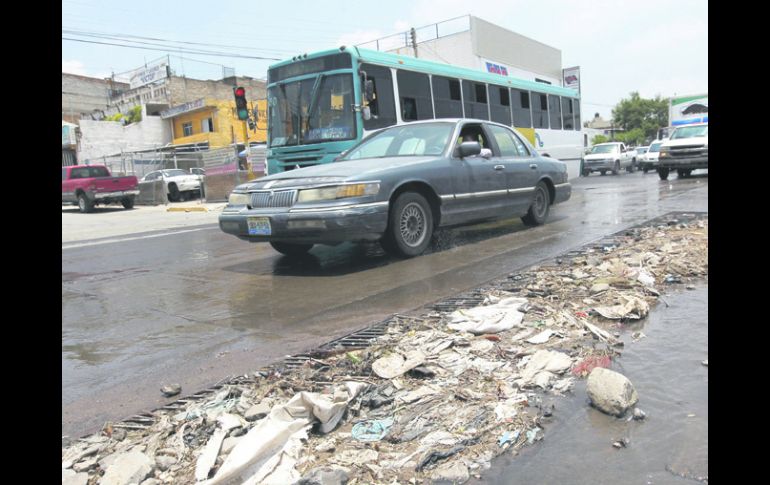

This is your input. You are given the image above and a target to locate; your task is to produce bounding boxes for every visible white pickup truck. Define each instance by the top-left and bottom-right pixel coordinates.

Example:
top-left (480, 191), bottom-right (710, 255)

top-left (657, 123), bottom-right (708, 180)
top-left (581, 142), bottom-right (637, 176)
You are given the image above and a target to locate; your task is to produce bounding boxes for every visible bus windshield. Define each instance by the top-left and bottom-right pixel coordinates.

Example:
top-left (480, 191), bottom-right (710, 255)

top-left (268, 73), bottom-right (355, 147)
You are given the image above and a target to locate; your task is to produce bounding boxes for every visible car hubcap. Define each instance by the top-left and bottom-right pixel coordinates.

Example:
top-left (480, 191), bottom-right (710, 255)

top-left (79, 198), bottom-right (85, 210)
top-left (400, 203), bottom-right (426, 247)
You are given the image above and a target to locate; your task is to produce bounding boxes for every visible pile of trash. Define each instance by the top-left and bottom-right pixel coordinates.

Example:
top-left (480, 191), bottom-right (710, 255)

top-left (62, 217), bottom-right (708, 485)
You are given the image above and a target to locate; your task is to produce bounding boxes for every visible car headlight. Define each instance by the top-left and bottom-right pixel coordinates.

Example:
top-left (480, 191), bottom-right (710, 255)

top-left (228, 192), bottom-right (249, 205)
top-left (297, 183), bottom-right (380, 203)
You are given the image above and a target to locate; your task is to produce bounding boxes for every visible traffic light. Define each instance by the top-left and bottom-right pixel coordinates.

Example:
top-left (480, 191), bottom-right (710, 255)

top-left (233, 86), bottom-right (249, 120)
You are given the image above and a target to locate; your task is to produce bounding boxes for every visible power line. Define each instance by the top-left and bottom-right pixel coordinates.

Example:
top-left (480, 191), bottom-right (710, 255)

top-left (62, 37), bottom-right (283, 61)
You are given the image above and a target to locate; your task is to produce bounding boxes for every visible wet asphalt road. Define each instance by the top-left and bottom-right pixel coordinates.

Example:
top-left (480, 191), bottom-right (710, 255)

top-left (62, 170), bottom-right (708, 437)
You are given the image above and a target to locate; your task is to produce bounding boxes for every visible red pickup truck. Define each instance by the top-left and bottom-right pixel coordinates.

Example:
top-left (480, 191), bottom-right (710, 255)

top-left (62, 165), bottom-right (139, 213)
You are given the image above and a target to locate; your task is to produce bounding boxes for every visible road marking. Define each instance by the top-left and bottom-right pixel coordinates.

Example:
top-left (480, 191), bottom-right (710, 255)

top-left (62, 226), bottom-right (219, 249)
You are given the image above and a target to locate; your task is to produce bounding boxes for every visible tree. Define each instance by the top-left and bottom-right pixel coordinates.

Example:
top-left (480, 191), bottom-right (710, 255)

top-left (615, 128), bottom-right (646, 146)
top-left (612, 92), bottom-right (668, 141)
top-left (592, 134), bottom-right (610, 145)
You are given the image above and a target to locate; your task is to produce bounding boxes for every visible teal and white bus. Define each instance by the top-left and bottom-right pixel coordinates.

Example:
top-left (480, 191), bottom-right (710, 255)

top-left (266, 47), bottom-right (582, 177)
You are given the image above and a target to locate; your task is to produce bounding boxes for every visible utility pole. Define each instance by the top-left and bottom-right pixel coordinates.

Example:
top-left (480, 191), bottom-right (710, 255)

top-left (410, 28), bottom-right (418, 58)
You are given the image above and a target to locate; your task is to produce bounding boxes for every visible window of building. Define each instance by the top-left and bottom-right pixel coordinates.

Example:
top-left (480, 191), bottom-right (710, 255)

top-left (432, 76), bottom-right (463, 118)
top-left (548, 94), bottom-right (562, 130)
top-left (561, 97), bottom-right (574, 130)
top-left (182, 122), bottom-right (193, 137)
top-left (462, 81), bottom-right (489, 120)
top-left (532, 92), bottom-right (549, 128)
top-left (201, 118), bottom-right (214, 133)
top-left (397, 70), bottom-right (433, 122)
top-left (488, 86), bottom-right (512, 125)
top-left (511, 89), bottom-right (532, 128)
top-left (361, 63), bottom-right (397, 130)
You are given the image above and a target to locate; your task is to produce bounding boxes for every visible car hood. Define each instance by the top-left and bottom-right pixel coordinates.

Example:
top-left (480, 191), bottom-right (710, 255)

top-left (165, 175), bottom-right (200, 182)
top-left (239, 156), bottom-right (440, 190)
top-left (584, 153), bottom-right (616, 160)
top-left (663, 136), bottom-right (708, 147)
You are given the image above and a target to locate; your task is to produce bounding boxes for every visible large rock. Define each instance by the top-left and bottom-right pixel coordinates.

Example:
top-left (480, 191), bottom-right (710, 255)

top-left (295, 466), bottom-right (350, 485)
top-left (431, 460), bottom-right (470, 483)
top-left (586, 367), bottom-right (638, 416)
top-left (62, 469), bottom-right (88, 485)
top-left (100, 449), bottom-right (153, 485)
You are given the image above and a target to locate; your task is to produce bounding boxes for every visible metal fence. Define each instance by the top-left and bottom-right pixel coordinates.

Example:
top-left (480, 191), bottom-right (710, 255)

top-left (356, 15), bottom-right (471, 52)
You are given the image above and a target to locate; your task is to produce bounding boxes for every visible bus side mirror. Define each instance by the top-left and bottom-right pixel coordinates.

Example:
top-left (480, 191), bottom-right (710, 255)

top-left (362, 106), bottom-right (371, 121)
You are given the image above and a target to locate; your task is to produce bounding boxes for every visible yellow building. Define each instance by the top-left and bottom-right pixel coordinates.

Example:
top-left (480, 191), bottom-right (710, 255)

top-left (162, 98), bottom-right (267, 148)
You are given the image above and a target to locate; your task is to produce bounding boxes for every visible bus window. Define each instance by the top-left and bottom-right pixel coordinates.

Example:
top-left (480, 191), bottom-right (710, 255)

top-left (532, 92), bottom-right (549, 128)
top-left (361, 63), bottom-right (397, 130)
top-left (512, 89), bottom-right (532, 128)
top-left (397, 70), bottom-right (433, 122)
top-left (573, 98), bottom-right (581, 130)
top-left (432, 76), bottom-right (463, 118)
top-left (489, 85), bottom-right (512, 126)
top-left (462, 81), bottom-right (489, 120)
top-left (561, 97), bottom-right (574, 130)
top-left (548, 94), bottom-right (562, 130)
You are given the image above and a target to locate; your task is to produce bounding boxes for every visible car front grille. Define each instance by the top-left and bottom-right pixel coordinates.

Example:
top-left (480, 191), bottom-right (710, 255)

top-left (250, 190), bottom-right (297, 208)
top-left (669, 145), bottom-right (707, 157)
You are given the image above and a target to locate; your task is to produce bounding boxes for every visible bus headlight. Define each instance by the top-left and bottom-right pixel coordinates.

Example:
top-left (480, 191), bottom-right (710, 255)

top-left (297, 183), bottom-right (380, 203)
top-left (228, 192), bottom-right (249, 205)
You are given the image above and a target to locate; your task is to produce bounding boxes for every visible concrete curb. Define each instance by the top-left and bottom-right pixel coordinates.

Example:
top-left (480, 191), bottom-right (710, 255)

top-left (166, 207), bottom-right (208, 212)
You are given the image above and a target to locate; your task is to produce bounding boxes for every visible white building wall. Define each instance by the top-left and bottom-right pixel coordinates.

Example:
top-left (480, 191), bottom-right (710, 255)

top-left (78, 116), bottom-right (172, 162)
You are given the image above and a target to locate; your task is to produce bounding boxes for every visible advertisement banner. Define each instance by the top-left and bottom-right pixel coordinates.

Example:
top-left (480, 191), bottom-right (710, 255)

top-left (670, 94), bottom-right (708, 126)
top-left (130, 62), bottom-right (169, 89)
top-left (562, 66), bottom-right (580, 92)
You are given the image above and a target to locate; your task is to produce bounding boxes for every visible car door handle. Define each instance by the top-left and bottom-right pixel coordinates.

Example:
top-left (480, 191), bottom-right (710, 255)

top-left (529, 164), bottom-right (538, 169)
top-left (494, 165), bottom-right (505, 171)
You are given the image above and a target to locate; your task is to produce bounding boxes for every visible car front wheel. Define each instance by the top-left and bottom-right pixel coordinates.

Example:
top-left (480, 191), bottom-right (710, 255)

top-left (522, 181), bottom-right (551, 227)
top-left (612, 161), bottom-right (620, 175)
top-left (381, 192), bottom-right (433, 258)
top-left (658, 167), bottom-right (670, 180)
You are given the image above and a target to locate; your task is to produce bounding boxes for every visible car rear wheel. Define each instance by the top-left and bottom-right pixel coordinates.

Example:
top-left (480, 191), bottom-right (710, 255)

top-left (581, 169), bottom-right (590, 177)
top-left (600, 170), bottom-right (607, 176)
top-left (78, 193), bottom-right (94, 213)
top-left (381, 192), bottom-right (433, 258)
top-left (270, 241), bottom-right (314, 256)
top-left (658, 168), bottom-right (670, 180)
top-left (522, 181), bottom-right (551, 227)
top-left (122, 196), bottom-right (135, 209)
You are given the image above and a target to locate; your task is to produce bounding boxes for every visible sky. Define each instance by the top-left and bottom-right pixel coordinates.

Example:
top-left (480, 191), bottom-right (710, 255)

top-left (62, 0), bottom-right (708, 119)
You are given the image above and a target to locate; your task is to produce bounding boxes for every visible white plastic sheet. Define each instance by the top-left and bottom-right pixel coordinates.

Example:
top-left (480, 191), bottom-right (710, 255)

top-left (447, 297), bottom-right (528, 334)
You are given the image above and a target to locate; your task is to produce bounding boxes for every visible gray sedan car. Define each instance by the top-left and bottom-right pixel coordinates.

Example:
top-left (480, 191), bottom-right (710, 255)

top-left (219, 119), bottom-right (571, 257)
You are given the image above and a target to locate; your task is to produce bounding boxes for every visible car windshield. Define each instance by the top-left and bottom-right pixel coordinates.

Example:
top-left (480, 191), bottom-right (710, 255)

top-left (162, 169), bottom-right (188, 177)
top-left (671, 125), bottom-right (708, 139)
top-left (589, 144), bottom-right (618, 154)
top-left (340, 122), bottom-right (454, 160)
top-left (637, 147), bottom-right (648, 154)
top-left (649, 142), bottom-right (662, 152)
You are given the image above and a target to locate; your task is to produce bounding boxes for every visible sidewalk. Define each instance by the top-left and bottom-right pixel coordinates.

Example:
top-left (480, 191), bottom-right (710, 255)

top-left (62, 201), bottom-right (227, 244)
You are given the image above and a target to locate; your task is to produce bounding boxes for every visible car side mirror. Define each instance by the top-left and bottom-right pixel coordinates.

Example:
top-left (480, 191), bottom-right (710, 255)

top-left (458, 141), bottom-right (482, 158)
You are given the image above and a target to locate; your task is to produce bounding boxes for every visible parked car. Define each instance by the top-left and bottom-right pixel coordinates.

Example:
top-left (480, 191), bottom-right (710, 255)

top-left (635, 146), bottom-right (649, 158)
top-left (639, 141), bottom-right (664, 173)
top-left (62, 165), bottom-right (139, 213)
top-left (580, 142), bottom-right (636, 176)
top-left (219, 119), bottom-right (572, 258)
top-left (142, 169), bottom-right (202, 202)
top-left (657, 123), bottom-right (708, 180)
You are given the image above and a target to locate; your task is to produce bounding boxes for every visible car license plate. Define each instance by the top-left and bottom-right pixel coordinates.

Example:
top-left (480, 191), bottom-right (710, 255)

top-left (247, 217), bottom-right (271, 236)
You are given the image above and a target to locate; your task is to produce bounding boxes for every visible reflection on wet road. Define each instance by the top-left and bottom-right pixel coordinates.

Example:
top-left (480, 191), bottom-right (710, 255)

top-left (62, 171), bottom-right (708, 437)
